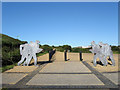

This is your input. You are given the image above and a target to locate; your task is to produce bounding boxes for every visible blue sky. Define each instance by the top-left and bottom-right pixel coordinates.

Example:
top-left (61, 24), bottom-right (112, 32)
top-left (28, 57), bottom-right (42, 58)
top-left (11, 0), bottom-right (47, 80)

top-left (2, 2), bottom-right (118, 47)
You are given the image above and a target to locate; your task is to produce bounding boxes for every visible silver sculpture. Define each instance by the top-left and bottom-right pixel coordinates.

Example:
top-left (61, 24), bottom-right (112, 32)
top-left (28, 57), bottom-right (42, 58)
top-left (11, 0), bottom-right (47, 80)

top-left (90, 41), bottom-right (115, 66)
top-left (17, 40), bottom-right (43, 66)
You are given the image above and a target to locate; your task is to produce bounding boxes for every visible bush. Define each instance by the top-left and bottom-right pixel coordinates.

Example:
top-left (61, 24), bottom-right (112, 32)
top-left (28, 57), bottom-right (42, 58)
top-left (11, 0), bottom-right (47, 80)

top-left (56, 47), bottom-right (64, 52)
top-left (56, 45), bottom-right (71, 52)
top-left (2, 47), bottom-right (22, 66)
top-left (71, 48), bottom-right (91, 53)
top-left (111, 46), bottom-right (119, 51)
top-left (2, 34), bottom-right (27, 66)
top-left (62, 45), bottom-right (71, 51)
top-left (111, 46), bottom-right (120, 54)
top-left (41, 45), bottom-right (53, 52)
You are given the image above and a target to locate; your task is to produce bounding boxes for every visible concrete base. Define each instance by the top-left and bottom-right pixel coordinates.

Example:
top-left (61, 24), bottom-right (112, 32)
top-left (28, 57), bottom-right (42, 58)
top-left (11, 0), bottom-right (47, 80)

top-left (2, 73), bottom-right (27, 84)
top-left (26, 74), bottom-right (104, 85)
top-left (103, 73), bottom-right (118, 85)
top-left (40, 62), bottom-right (91, 73)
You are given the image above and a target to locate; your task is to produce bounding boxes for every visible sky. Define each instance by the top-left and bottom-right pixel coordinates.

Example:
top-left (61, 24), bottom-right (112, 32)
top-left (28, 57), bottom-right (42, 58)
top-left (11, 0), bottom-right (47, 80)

top-left (2, 2), bottom-right (118, 47)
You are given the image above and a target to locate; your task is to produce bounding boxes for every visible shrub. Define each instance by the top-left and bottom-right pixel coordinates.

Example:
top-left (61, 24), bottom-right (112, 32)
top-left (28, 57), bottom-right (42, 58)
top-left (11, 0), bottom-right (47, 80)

top-left (2, 34), bottom-right (27, 66)
top-left (41, 45), bottom-right (53, 52)
top-left (56, 45), bottom-right (71, 52)
top-left (71, 48), bottom-right (91, 53)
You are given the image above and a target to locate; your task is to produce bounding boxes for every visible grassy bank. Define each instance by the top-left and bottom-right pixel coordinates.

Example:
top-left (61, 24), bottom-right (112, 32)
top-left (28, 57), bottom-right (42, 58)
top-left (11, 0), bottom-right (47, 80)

top-left (1, 34), bottom-right (49, 72)
top-left (1, 63), bottom-right (17, 72)
top-left (2, 34), bottom-right (27, 66)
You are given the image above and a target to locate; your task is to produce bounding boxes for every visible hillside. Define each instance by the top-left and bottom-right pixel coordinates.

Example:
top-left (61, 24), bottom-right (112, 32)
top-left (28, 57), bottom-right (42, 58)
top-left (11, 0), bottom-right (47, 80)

top-left (1, 33), bottom-right (27, 66)
top-left (2, 34), bottom-right (27, 47)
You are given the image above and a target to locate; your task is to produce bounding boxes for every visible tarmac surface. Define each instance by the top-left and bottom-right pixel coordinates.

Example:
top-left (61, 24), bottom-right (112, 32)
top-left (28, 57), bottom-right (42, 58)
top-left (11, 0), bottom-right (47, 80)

top-left (2, 51), bottom-right (119, 89)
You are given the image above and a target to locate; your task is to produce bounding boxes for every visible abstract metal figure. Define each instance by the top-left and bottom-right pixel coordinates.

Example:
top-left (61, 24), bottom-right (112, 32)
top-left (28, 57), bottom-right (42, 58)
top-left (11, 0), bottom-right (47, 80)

top-left (98, 42), bottom-right (115, 66)
top-left (89, 41), bottom-right (115, 66)
top-left (17, 40), bottom-right (43, 66)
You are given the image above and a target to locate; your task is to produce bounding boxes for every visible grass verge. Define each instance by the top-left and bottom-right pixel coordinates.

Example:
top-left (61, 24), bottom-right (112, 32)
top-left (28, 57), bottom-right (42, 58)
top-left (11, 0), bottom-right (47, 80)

top-left (1, 63), bottom-right (17, 73)
top-left (37, 51), bottom-right (48, 57)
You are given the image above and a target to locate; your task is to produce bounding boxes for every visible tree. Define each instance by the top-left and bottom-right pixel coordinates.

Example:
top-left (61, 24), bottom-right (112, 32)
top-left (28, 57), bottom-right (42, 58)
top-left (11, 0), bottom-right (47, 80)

top-left (41, 45), bottom-right (53, 52)
top-left (62, 45), bottom-right (72, 51)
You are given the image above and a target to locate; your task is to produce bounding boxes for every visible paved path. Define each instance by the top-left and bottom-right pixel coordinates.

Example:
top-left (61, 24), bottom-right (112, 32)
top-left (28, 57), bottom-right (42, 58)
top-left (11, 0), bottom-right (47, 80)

top-left (2, 51), bottom-right (119, 89)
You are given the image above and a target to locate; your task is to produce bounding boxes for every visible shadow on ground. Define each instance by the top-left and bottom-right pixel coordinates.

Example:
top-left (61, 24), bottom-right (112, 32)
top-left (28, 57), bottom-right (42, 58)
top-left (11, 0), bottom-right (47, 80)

top-left (29, 61), bottom-right (53, 66)
top-left (91, 61), bottom-right (112, 66)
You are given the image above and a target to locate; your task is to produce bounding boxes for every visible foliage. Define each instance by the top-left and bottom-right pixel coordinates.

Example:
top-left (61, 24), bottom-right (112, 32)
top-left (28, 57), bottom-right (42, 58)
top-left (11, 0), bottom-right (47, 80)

top-left (36, 51), bottom-right (48, 57)
top-left (71, 48), bottom-right (91, 53)
top-left (55, 45), bottom-right (120, 54)
top-left (111, 46), bottom-right (120, 54)
top-left (1, 63), bottom-right (17, 72)
top-left (56, 45), bottom-right (90, 53)
top-left (62, 45), bottom-right (72, 51)
top-left (2, 34), bottom-right (27, 66)
top-left (56, 47), bottom-right (64, 52)
top-left (56, 45), bottom-right (71, 52)
top-left (41, 44), bottom-right (53, 52)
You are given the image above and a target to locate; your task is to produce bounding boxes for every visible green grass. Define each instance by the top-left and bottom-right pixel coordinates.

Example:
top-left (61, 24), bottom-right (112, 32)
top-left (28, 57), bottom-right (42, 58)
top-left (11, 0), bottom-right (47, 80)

top-left (36, 52), bottom-right (48, 57)
top-left (1, 63), bottom-right (17, 73)
top-left (113, 51), bottom-right (120, 54)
